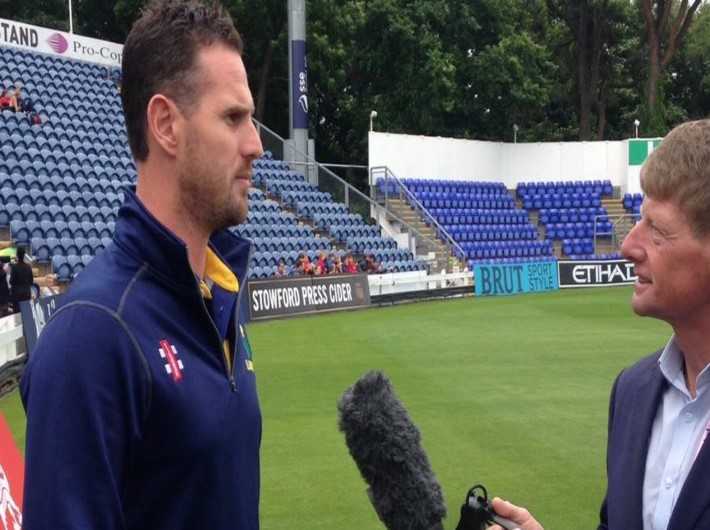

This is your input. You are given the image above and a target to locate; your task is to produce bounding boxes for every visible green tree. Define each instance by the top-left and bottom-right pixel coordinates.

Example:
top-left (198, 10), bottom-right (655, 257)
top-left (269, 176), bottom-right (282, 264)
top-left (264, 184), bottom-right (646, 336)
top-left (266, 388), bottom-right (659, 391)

top-left (638, 0), bottom-right (702, 135)
top-left (306, 0), bottom-right (363, 167)
top-left (465, 32), bottom-right (555, 142)
top-left (349, 0), bottom-right (458, 137)
top-left (451, 0), bottom-right (557, 142)
top-left (0, 0), bottom-right (69, 31)
top-left (230, 0), bottom-right (288, 135)
top-left (545, 0), bottom-right (641, 140)
top-left (668, 4), bottom-right (710, 122)
top-left (73, 0), bottom-right (125, 42)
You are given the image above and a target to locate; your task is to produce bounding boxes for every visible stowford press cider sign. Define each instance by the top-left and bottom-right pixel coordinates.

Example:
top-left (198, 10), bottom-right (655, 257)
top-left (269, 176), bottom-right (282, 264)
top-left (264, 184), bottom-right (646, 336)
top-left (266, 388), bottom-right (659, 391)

top-left (248, 274), bottom-right (371, 320)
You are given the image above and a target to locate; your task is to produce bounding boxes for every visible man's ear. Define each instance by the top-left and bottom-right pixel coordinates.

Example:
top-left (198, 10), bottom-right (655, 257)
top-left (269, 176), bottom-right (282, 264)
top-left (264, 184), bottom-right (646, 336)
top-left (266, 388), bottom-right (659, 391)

top-left (146, 94), bottom-right (181, 158)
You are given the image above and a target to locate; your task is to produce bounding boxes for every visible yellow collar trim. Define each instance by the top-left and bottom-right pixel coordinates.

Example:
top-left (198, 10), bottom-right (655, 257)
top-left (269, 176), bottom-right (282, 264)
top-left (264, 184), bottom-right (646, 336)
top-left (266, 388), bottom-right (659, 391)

top-left (201, 247), bottom-right (239, 299)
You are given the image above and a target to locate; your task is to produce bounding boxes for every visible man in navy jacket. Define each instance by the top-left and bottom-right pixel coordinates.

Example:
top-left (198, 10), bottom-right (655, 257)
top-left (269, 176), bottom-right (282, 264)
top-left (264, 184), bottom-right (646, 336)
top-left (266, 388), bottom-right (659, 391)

top-left (20, 1), bottom-right (265, 528)
top-left (491, 120), bottom-right (710, 530)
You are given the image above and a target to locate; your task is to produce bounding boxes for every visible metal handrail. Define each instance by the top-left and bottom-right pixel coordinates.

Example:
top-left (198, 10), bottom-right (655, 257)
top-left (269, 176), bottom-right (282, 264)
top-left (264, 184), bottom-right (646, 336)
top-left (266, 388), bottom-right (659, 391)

top-left (370, 166), bottom-right (466, 261)
top-left (594, 213), bottom-right (636, 255)
top-left (253, 121), bottom-right (453, 271)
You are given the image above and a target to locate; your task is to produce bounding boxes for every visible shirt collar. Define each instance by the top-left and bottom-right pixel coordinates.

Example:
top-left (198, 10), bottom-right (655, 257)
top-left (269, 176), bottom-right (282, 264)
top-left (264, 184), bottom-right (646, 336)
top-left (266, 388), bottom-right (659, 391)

top-left (659, 335), bottom-right (710, 397)
top-left (200, 246), bottom-right (239, 300)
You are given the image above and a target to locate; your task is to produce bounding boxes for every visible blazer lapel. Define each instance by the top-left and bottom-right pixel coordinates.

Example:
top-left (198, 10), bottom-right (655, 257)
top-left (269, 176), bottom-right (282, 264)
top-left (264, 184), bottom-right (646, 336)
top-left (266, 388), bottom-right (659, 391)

top-left (627, 366), bottom-right (666, 524)
top-left (607, 354), bottom-right (665, 529)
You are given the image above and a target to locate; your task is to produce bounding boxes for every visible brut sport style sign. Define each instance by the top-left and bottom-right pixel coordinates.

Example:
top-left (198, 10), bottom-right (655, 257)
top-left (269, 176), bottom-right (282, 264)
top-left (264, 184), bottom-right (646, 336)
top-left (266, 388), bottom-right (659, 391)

top-left (473, 260), bottom-right (559, 297)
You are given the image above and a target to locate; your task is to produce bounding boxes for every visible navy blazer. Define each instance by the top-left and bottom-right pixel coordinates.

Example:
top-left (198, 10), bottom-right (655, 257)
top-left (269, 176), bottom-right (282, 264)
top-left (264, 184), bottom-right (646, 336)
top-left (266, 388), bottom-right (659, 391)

top-left (599, 350), bottom-right (710, 530)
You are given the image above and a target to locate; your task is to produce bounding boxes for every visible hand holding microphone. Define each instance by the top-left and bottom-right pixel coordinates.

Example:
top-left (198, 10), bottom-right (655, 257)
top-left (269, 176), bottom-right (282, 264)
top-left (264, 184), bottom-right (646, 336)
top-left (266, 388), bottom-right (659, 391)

top-left (489, 498), bottom-right (544, 530)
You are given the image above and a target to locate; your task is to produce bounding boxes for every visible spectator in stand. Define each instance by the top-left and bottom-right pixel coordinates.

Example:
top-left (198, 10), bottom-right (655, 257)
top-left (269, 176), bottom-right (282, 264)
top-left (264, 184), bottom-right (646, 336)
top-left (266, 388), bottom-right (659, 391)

top-left (273, 259), bottom-right (289, 277)
top-left (331, 253), bottom-right (343, 274)
top-left (9, 247), bottom-right (33, 313)
top-left (0, 89), bottom-right (11, 110)
top-left (7, 85), bottom-right (40, 124)
top-left (343, 252), bottom-right (360, 274)
top-left (291, 257), bottom-right (307, 276)
top-left (9, 85), bottom-right (22, 113)
top-left (364, 253), bottom-right (382, 274)
top-left (297, 251), bottom-right (315, 275)
top-left (291, 260), bottom-right (303, 276)
top-left (291, 253), bottom-right (305, 276)
top-left (41, 274), bottom-right (60, 298)
top-left (314, 250), bottom-right (328, 275)
top-left (0, 260), bottom-right (10, 316)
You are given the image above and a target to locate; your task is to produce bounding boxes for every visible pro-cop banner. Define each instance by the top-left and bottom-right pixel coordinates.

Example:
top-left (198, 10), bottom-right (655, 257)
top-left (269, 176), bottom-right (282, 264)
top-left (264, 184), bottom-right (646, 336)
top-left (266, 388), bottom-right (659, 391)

top-left (473, 260), bottom-right (559, 297)
top-left (558, 259), bottom-right (636, 288)
top-left (248, 274), bottom-right (370, 320)
top-left (19, 294), bottom-right (62, 354)
top-left (0, 18), bottom-right (123, 67)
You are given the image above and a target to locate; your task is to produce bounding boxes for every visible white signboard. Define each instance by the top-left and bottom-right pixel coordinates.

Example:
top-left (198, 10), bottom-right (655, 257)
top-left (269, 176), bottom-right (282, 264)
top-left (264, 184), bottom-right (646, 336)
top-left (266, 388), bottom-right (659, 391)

top-left (0, 18), bottom-right (123, 68)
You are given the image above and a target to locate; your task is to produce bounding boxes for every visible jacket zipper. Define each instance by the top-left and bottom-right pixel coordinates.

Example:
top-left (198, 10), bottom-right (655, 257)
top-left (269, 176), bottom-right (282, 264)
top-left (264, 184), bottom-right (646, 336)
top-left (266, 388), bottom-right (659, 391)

top-left (198, 243), bottom-right (252, 393)
top-left (228, 244), bottom-right (252, 392)
top-left (199, 289), bottom-right (237, 392)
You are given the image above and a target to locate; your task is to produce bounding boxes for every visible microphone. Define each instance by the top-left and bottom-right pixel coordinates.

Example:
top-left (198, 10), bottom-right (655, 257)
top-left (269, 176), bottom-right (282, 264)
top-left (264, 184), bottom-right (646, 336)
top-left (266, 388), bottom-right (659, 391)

top-left (337, 371), bottom-right (447, 530)
top-left (456, 485), bottom-right (520, 530)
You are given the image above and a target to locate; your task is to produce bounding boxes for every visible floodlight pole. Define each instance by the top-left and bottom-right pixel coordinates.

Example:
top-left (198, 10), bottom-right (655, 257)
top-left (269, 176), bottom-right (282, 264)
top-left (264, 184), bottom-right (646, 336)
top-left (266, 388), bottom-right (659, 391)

top-left (68, 0), bottom-right (74, 34)
top-left (288, 0), bottom-right (309, 179)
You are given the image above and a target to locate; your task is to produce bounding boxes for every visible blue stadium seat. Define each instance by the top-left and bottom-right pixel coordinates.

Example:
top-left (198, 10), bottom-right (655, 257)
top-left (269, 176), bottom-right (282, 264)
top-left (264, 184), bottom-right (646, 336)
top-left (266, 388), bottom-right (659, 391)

top-left (31, 237), bottom-right (51, 263)
top-left (0, 203), bottom-right (22, 226)
top-left (75, 237), bottom-right (91, 255)
top-left (81, 221), bottom-right (100, 239)
top-left (9, 220), bottom-right (29, 244)
top-left (67, 255), bottom-right (84, 276)
top-left (60, 237), bottom-right (79, 256)
top-left (52, 255), bottom-right (72, 281)
top-left (55, 221), bottom-right (72, 239)
top-left (46, 237), bottom-right (63, 257)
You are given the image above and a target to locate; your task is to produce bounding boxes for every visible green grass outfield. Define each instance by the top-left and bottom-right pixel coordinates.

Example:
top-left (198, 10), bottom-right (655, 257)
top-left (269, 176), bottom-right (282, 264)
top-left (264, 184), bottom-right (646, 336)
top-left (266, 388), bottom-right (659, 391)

top-left (0, 286), bottom-right (670, 529)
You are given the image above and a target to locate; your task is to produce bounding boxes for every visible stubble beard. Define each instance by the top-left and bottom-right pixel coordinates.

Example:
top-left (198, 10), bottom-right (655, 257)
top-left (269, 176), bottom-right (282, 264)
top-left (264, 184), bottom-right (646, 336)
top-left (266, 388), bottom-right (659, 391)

top-left (180, 133), bottom-right (249, 234)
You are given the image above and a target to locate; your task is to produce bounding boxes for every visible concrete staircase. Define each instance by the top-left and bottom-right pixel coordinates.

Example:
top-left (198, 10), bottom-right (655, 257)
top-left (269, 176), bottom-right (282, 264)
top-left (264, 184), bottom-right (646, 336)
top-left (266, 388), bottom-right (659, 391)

top-left (380, 197), bottom-right (457, 273)
top-left (592, 198), bottom-right (637, 256)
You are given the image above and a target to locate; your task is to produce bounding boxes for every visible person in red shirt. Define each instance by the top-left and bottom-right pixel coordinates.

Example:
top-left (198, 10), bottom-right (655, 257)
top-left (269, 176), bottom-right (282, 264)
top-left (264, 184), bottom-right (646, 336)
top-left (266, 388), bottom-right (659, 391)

top-left (343, 252), bottom-right (360, 274)
top-left (314, 251), bottom-right (328, 275)
top-left (0, 88), bottom-right (10, 109)
top-left (9, 86), bottom-right (22, 112)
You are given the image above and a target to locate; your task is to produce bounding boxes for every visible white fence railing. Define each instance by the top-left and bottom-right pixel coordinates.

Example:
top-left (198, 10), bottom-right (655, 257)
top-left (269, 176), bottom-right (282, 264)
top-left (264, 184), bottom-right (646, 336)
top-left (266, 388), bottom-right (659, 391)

top-left (0, 314), bottom-right (24, 365)
top-left (0, 313), bottom-right (26, 396)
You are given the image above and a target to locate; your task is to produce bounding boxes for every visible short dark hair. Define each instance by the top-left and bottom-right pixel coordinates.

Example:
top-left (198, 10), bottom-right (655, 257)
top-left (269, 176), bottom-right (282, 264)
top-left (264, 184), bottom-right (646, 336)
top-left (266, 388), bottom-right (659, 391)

top-left (121, 0), bottom-right (244, 161)
top-left (17, 247), bottom-right (25, 261)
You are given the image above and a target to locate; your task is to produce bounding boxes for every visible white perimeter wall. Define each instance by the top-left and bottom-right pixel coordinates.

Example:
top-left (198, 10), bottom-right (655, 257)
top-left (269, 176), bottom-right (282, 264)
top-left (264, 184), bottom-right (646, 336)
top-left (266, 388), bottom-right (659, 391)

top-left (369, 132), bottom-right (632, 192)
